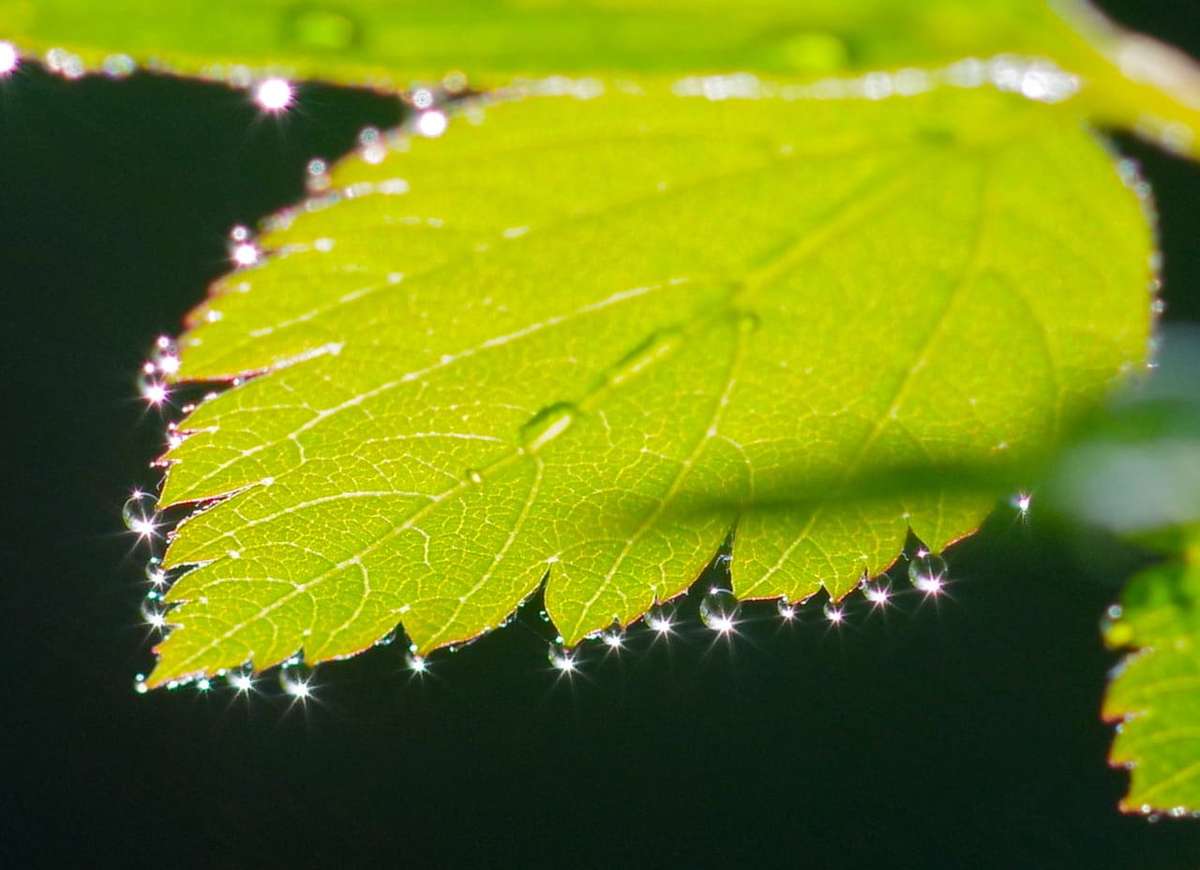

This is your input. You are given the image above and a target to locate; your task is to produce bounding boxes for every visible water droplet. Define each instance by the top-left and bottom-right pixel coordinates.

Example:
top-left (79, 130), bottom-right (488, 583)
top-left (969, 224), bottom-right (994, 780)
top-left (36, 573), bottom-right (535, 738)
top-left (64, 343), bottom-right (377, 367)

top-left (699, 587), bottom-right (740, 633)
top-left (228, 664), bottom-right (255, 693)
top-left (823, 602), bottom-right (845, 624)
top-left (141, 600), bottom-right (168, 631)
top-left (605, 329), bottom-right (683, 388)
top-left (133, 673), bottom-right (148, 695)
top-left (0, 42), bottom-right (19, 76)
top-left (519, 402), bottom-right (577, 452)
top-left (101, 53), bottom-right (135, 78)
top-left (45, 47), bottom-right (84, 79)
top-left (306, 157), bottom-right (330, 192)
top-left (122, 490), bottom-right (158, 535)
top-left (415, 110), bottom-right (448, 138)
top-left (254, 77), bottom-right (294, 112)
top-left (547, 642), bottom-right (576, 672)
top-left (150, 335), bottom-right (180, 376)
top-left (137, 367), bottom-right (169, 405)
top-left (776, 596), bottom-right (797, 620)
top-left (145, 556), bottom-right (167, 585)
top-left (465, 468), bottom-right (484, 485)
top-left (231, 240), bottom-right (260, 268)
top-left (909, 552), bottom-right (948, 594)
top-left (600, 628), bottom-right (625, 651)
top-left (278, 660), bottom-right (315, 699)
top-left (286, 7), bottom-right (359, 51)
top-left (862, 581), bottom-right (892, 607)
top-left (374, 629), bottom-right (397, 647)
top-left (412, 88), bottom-right (435, 110)
top-left (644, 603), bottom-right (675, 635)
top-left (406, 652), bottom-right (428, 674)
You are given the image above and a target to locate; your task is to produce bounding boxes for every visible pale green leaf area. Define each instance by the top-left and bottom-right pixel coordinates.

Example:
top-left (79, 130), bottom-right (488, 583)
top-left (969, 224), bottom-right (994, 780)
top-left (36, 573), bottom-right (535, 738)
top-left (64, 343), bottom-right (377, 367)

top-left (1104, 537), bottom-right (1200, 815)
top-left (145, 82), bottom-right (1152, 686)
top-left (4, 1), bottom-right (1200, 157)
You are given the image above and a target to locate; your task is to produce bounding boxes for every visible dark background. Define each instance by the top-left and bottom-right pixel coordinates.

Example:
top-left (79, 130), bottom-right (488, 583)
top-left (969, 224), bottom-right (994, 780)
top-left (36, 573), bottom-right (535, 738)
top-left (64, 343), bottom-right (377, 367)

top-left (3, 3), bottom-right (1200, 867)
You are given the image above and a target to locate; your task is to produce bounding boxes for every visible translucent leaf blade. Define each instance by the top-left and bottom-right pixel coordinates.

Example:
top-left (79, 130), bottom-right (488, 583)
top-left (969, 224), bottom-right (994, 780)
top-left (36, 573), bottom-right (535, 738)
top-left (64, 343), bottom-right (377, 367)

top-left (145, 82), bottom-right (1152, 686)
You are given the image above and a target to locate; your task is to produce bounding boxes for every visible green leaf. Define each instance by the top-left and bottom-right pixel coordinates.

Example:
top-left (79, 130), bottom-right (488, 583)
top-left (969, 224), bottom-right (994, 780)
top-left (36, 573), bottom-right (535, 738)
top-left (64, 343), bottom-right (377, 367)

top-left (4, 0), bottom-right (1200, 156)
top-left (1104, 538), bottom-right (1200, 817)
top-left (144, 81), bottom-right (1152, 686)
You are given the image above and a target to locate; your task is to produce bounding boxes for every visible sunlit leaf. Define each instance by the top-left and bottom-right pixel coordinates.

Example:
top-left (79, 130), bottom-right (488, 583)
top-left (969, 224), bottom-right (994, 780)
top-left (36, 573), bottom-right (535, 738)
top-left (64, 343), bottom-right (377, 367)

top-left (141, 80), bottom-right (1152, 686)
top-left (1104, 537), bottom-right (1200, 817)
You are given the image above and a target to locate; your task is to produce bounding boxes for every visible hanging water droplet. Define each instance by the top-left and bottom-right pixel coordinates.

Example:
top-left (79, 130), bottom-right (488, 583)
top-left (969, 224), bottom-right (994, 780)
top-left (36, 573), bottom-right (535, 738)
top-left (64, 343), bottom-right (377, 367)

top-left (45, 47), bottom-right (84, 79)
top-left (699, 587), bottom-right (740, 633)
top-left (122, 490), bottom-right (158, 536)
top-left (519, 402), bottom-right (577, 452)
top-left (228, 664), bottom-right (255, 693)
top-left (278, 659), bottom-right (315, 699)
top-left (145, 556), bottom-right (167, 585)
top-left (600, 627), bottom-right (625, 651)
top-left (862, 580), bottom-right (892, 607)
top-left (644, 603), bottom-right (675, 635)
top-left (823, 601), bottom-right (845, 624)
top-left (230, 237), bottom-right (260, 268)
top-left (101, 53), bottom-right (136, 78)
top-left (547, 642), bottom-right (576, 672)
top-left (150, 335), bottom-right (180, 376)
top-left (140, 600), bottom-right (168, 631)
top-left (909, 552), bottom-right (948, 594)
top-left (776, 597), bottom-right (797, 620)
top-left (133, 673), bottom-right (148, 695)
top-left (254, 77), bottom-right (294, 113)
top-left (0, 41), bottom-right (20, 76)
top-left (286, 7), bottom-right (359, 51)
top-left (406, 652), bottom-right (428, 674)
top-left (137, 367), bottom-right (169, 406)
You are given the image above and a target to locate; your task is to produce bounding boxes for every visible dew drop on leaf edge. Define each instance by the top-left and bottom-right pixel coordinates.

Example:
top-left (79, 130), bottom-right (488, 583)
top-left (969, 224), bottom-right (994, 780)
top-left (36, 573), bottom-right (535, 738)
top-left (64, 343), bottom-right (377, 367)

top-left (699, 587), bottom-right (740, 632)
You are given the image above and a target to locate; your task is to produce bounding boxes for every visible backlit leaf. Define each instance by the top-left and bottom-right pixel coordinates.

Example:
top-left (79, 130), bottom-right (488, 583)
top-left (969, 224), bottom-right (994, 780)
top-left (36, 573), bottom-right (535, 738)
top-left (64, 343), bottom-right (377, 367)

top-left (144, 80), bottom-right (1152, 686)
top-left (1104, 537), bottom-right (1200, 817)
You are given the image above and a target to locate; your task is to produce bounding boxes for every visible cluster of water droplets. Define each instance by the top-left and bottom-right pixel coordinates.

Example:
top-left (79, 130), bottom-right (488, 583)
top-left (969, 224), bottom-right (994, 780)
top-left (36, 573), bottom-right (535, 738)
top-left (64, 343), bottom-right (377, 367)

top-left (128, 498), bottom-right (1067, 698)
top-left (1112, 156), bottom-right (1169, 372)
top-left (673, 54), bottom-right (1079, 106)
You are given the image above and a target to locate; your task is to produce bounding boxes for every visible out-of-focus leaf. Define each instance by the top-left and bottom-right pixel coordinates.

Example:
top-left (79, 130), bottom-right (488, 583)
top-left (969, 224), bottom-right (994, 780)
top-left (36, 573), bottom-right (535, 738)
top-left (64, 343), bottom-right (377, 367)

top-left (2, 1), bottom-right (1200, 156)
